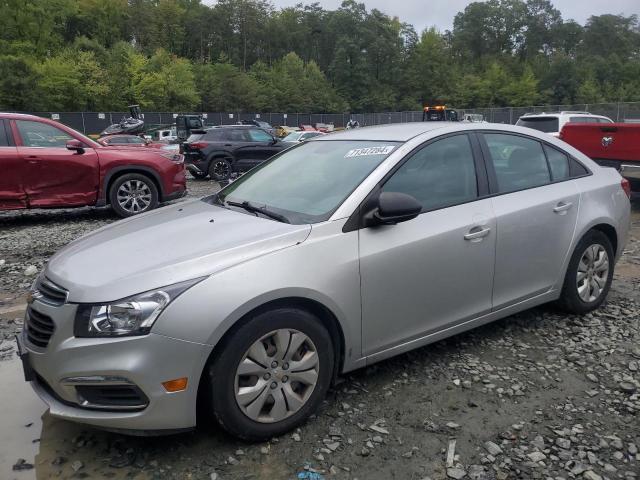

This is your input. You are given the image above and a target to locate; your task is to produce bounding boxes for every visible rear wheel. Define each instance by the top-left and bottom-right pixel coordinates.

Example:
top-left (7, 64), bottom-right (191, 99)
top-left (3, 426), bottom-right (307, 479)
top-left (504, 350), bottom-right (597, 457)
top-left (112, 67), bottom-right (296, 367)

top-left (109, 173), bottom-right (159, 217)
top-left (208, 158), bottom-right (232, 181)
top-left (557, 230), bottom-right (614, 314)
top-left (207, 308), bottom-right (334, 441)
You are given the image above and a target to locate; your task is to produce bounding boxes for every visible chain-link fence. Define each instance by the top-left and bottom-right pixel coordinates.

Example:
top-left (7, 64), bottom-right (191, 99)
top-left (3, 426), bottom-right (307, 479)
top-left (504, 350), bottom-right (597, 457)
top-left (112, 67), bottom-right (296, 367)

top-left (22, 102), bottom-right (640, 135)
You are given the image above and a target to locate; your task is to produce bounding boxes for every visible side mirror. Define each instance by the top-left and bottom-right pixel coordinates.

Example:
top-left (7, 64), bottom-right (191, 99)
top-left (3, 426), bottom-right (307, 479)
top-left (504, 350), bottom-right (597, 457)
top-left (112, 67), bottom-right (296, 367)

top-left (271, 136), bottom-right (278, 144)
top-left (369, 192), bottom-right (422, 226)
top-left (66, 139), bottom-right (85, 153)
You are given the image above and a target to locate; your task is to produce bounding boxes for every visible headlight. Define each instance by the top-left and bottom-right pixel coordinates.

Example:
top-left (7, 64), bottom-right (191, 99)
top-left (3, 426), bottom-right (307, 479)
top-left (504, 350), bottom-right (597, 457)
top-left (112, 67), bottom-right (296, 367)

top-left (74, 278), bottom-right (204, 338)
top-left (159, 151), bottom-right (184, 163)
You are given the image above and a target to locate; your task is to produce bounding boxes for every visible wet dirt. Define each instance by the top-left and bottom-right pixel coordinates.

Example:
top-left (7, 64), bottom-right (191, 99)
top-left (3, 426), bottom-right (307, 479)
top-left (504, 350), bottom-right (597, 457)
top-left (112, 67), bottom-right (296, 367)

top-left (0, 186), bottom-right (638, 480)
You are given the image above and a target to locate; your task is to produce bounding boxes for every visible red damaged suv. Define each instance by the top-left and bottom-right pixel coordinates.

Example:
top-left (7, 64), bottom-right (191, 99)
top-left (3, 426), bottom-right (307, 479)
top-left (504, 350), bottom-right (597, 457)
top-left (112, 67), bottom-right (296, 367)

top-left (0, 114), bottom-right (187, 217)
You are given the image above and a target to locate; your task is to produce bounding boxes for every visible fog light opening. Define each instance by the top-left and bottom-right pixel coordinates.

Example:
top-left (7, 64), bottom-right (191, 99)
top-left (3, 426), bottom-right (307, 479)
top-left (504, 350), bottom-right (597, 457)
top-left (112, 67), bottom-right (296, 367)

top-left (162, 377), bottom-right (188, 392)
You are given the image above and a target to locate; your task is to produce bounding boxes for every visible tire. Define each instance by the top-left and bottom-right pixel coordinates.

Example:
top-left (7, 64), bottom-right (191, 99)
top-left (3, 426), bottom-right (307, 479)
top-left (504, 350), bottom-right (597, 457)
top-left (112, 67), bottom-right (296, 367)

top-left (109, 173), bottom-right (159, 218)
top-left (208, 308), bottom-right (334, 441)
top-left (208, 157), bottom-right (233, 182)
top-left (557, 230), bottom-right (614, 314)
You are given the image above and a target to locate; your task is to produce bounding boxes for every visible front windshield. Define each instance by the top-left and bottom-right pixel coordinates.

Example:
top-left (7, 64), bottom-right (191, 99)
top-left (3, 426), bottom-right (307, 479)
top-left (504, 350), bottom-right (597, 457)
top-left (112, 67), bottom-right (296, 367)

top-left (212, 140), bottom-right (401, 224)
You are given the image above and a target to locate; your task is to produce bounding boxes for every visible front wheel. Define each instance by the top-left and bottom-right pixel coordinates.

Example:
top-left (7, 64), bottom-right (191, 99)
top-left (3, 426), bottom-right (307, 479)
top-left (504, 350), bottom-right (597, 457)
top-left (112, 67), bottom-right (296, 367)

top-left (557, 230), bottom-right (614, 314)
top-left (207, 308), bottom-right (334, 441)
top-left (109, 173), bottom-right (159, 217)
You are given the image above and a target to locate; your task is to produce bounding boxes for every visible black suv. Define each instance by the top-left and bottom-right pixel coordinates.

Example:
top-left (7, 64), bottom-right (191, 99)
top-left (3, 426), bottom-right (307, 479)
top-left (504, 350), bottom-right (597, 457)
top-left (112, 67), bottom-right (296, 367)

top-left (182, 125), bottom-right (288, 181)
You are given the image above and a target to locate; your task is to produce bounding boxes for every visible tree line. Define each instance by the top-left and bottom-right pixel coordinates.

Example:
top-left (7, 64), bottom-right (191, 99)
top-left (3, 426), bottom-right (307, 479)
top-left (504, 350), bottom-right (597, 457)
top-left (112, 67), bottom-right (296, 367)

top-left (0, 0), bottom-right (639, 113)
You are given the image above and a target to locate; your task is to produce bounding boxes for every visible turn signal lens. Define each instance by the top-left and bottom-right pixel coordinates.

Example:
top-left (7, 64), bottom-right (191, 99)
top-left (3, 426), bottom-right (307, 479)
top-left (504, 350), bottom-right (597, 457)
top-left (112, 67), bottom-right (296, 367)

top-left (162, 377), bottom-right (188, 392)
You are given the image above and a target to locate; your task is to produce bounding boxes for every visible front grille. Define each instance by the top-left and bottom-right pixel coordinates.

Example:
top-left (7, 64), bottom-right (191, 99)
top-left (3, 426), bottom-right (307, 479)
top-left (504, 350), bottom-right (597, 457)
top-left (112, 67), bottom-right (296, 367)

top-left (25, 307), bottom-right (55, 348)
top-left (34, 277), bottom-right (68, 306)
top-left (76, 385), bottom-right (149, 410)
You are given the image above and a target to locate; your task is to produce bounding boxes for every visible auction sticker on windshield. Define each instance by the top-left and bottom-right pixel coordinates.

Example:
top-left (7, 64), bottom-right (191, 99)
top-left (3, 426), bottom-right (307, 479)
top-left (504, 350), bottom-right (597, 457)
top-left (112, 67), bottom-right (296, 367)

top-left (345, 145), bottom-right (395, 158)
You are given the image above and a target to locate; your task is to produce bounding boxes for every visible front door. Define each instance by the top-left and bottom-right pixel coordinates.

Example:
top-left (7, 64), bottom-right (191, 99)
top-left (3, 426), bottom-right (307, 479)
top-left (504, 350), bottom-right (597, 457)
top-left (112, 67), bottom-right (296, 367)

top-left (14, 120), bottom-right (100, 207)
top-left (359, 134), bottom-right (496, 356)
top-left (235, 128), bottom-right (281, 170)
top-left (0, 119), bottom-right (25, 209)
top-left (479, 132), bottom-right (581, 309)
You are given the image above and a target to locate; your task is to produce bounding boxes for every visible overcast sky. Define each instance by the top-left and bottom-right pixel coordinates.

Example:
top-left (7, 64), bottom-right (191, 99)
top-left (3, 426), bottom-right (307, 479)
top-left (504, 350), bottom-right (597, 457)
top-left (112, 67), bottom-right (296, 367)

top-left (255, 0), bottom-right (639, 32)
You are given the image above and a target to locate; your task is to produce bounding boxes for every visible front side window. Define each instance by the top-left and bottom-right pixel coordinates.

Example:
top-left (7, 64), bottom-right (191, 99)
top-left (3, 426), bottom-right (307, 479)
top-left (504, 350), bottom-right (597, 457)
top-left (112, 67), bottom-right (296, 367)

top-left (382, 135), bottom-right (478, 212)
top-left (16, 120), bottom-right (73, 148)
top-left (214, 141), bottom-right (400, 224)
top-left (248, 129), bottom-right (273, 142)
top-left (484, 133), bottom-right (550, 193)
top-left (108, 137), bottom-right (128, 144)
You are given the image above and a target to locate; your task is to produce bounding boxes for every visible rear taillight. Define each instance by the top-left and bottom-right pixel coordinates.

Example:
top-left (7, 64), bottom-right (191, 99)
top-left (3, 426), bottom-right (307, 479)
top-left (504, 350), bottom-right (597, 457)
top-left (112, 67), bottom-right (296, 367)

top-left (189, 142), bottom-right (207, 150)
top-left (621, 178), bottom-right (631, 199)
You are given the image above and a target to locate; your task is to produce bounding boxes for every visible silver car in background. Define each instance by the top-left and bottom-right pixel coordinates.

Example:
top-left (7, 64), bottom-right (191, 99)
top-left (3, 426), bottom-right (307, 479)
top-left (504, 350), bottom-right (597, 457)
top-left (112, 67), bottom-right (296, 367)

top-left (18, 122), bottom-right (630, 440)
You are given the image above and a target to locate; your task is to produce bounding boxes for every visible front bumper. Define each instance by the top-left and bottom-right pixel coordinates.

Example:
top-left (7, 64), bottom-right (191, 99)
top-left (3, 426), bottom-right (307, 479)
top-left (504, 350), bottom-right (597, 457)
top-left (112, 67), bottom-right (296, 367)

top-left (21, 299), bottom-right (212, 432)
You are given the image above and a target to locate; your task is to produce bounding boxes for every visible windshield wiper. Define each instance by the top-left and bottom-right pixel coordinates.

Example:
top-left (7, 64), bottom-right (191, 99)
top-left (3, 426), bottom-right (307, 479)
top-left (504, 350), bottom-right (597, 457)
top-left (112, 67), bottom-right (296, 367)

top-left (226, 200), bottom-right (290, 224)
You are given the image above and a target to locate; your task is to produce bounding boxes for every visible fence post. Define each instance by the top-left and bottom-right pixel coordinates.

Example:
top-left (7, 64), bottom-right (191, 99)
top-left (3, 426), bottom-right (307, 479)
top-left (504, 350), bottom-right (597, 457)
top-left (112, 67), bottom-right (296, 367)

top-left (81, 112), bottom-right (86, 134)
top-left (616, 103), bottom-right (620, 122)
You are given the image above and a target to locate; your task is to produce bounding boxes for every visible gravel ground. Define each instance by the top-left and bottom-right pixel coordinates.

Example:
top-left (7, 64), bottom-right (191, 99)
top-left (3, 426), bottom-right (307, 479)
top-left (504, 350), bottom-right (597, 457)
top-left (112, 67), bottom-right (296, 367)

top-left (0, 180), bottom-right (638, 480)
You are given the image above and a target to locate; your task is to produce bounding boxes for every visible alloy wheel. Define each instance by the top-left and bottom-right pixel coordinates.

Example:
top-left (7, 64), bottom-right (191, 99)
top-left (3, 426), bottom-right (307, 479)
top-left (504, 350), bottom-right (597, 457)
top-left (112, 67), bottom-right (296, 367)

top-left (117, 179), bottom-right (152, 214)
top-left (234, 329), bottom-right (319, 423)
top-left (576, 243), bottom-right (609, 303)
top-left (213, 160), bottom-right (231, 180)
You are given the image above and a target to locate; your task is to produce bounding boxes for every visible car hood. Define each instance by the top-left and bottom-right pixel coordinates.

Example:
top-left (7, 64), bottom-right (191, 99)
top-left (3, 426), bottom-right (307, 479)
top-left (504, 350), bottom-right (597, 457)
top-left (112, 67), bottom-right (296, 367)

top-left (45, 200), bottom-right (311, 303)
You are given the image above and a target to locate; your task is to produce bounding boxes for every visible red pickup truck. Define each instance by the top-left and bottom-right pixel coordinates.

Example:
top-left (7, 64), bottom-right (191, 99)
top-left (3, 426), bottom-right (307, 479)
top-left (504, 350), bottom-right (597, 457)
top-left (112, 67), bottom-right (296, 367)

top-left (0, 114), bottom-right (187, 217)
top-left (560, 122), bottom-right (640, 197)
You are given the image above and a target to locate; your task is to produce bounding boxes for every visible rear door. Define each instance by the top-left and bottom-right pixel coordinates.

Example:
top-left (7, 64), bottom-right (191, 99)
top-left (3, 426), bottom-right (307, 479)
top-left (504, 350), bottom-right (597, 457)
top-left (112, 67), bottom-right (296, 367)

top-left (479, 132), bottom-right (580, 309)
top-left (0, 119), bottom-right (25, 209)
top-left (14, 119), bottom-right (100, 207)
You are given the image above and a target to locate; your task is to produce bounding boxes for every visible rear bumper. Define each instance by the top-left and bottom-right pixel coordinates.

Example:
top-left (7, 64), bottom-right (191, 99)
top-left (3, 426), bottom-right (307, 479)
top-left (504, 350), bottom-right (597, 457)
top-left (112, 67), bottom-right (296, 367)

top-left (594, 159), bottom-right (640, 192)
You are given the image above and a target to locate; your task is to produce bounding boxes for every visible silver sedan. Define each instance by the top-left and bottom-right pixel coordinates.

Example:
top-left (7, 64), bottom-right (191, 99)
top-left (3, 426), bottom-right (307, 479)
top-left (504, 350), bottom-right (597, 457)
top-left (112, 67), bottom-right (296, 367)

top-left (19, 122), bottom-right (630, 440)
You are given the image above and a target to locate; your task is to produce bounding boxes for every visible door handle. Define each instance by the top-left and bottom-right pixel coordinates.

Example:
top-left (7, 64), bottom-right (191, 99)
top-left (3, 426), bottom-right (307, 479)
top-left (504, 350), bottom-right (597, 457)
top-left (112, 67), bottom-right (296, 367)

top-left (553, 202), bottom-right (573, 214)
top-left (464, 226), bottom-right (491, 241)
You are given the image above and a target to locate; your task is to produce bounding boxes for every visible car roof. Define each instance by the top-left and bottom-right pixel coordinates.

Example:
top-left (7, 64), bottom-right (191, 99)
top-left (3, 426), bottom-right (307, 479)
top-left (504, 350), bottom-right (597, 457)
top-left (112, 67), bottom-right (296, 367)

top-left (519, 112), bottom-right (606, 119)
top-left (316, 122), bottom-right (451, 142)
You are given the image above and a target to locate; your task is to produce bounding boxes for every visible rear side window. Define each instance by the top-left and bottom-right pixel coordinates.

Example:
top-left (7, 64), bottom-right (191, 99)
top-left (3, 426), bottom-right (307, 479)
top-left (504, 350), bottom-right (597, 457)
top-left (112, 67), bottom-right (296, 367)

top-left (204, 129), bottom-right (226, 141)
top-left (128, 136), bottom-right (145, 144)
top-left (484, 133), bottom-right (550, 193)
top-left (227, 129), bottom-right (250, 142)
top-left (516, 117), bottom-right (559, 133)
top-left (382, 134), bottom-right (478, 212)
top-left (544, 145), bottom-right (570, 181)
top-left (0, 121), bottom-right (9, 146)
top-left (569, 117), bottom-right (599, 123)
top-left (16, 120), bottom-right (73, 147)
